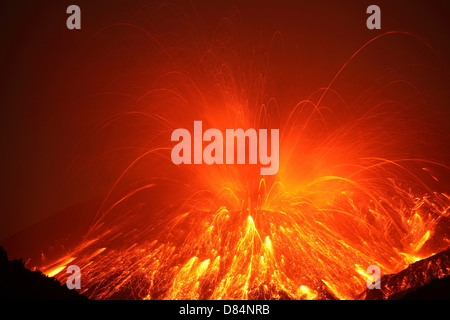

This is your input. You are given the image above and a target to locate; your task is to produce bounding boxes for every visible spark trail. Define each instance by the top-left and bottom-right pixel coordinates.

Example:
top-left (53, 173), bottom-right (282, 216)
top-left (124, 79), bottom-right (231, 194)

top-left (36, 5), bottom-right (450, 300)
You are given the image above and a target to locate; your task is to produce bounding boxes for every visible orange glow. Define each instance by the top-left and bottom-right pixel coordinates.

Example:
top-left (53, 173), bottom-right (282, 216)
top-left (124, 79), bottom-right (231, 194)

top-left (22, 4), bottom-right (450, 300)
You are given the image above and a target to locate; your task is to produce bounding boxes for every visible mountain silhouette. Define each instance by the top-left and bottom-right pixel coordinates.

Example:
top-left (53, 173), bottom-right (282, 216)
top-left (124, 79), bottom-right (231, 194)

top-left (397, 275), bottom-right (450, 300)
top-left (0, 246), bottom-right (86, 299)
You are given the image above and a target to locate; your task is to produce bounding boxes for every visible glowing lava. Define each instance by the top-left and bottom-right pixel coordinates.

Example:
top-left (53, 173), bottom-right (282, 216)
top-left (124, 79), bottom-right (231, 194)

top-left (35, 7), bottom-right (450, 300)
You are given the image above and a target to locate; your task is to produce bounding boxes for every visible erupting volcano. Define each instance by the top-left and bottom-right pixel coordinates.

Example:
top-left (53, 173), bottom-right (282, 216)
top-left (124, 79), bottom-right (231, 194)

top-left (2, 1), bottom-right (449, 300)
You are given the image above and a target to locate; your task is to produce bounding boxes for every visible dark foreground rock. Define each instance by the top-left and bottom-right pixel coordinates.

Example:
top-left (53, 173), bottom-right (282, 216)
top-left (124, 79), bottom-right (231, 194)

top-left (360, 248), bottom-right (450, 300)
top-left (0, 246), bottom-right (86, 299)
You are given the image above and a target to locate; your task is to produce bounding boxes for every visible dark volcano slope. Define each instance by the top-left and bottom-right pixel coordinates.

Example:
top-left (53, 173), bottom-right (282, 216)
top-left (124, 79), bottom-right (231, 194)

top-left (0, 246), bottom-right (86, 300)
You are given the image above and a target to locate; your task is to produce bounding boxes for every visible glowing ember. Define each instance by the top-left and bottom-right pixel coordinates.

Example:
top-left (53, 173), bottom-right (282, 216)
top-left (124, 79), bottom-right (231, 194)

top-left (32, 6), bottom-right (450, 300)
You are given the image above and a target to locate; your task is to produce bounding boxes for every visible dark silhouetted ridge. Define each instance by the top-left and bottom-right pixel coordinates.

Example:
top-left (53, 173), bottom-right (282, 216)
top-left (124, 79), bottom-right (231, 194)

top-left (360, 248), bottom-right (450, 300)
top-left (397, 275), bottom-right (450, 300)
top-left (0, 246), bottom-right (87, 299)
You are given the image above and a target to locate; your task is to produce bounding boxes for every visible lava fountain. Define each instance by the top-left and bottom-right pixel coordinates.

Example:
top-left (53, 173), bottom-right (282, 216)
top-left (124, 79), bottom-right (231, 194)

top-left (35, 4), bottom-right (450, 300)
